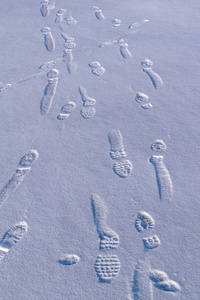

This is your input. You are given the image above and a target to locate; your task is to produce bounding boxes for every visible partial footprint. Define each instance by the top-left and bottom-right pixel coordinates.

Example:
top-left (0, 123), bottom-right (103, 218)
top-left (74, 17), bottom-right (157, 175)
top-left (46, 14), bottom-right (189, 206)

top-left (88, 61), bottom-right (105, 76)
top-left (57, 101), bottom-right (76, 120)
top-left (133, 259), bottom-right (153, 300)
top-left (94, 255), bottom-right (120, 282)
top-left (150, 155), bottom-right (173, 201)
top-left (60, 32), bottom-right (75, 43)
top-left (108, 129), bottom-right (127, 160)
top-left (135, 92), bottom-right (149, 103)
top-left (79, 86), bottom-right (96, 119)
top-left (92, 67), bottom-right (105, 76)
top-left (141, 59), bottom-right (153, 68)
top-left (57, 114), bottom-right (70, 120)
top-left (112, 19), bottom-right (121, 27)
top-left (67, 61), bottom-right (78, 74)
top-left (91, 194), bottom-right (119, 250)
top-left (59, 254), bottom-right (80, 265)
top-left (150, 140), bottom-right (167, 153)
top-left (142, 235), bottom-right (161, 250)
top-left (40, 69), bottom-right (59, 115)
top-left (0, 221), bottom-right (28, 262)
top-left (79, 86), bottom-right (96, 105)
top-left (61, 101), bottom-right (76, 113)
top-left (135, 211), bottom-right (155, 232)
top-left (40, 1), bottom-right (50, 18)
top-left (80, 107), bottom-right (96, 119)
top-left (113, 160), bottom-right (133, 178)
top-left (19, 150), bottom-right (39, 167)
top-left (41, 27), bottom-right (55, 52)
top-left (63, 50), bottom-right (73, 63)
top-left (64, 13), bottom-right (77, 25)
top-left (55, 9), bottom-right (66, 25)
top-left (0, 150), bottom-right (38, 208)
top-left (141, 103), bottom-right (153, 110)
top-left (89, 61), bottom-right (101, 68)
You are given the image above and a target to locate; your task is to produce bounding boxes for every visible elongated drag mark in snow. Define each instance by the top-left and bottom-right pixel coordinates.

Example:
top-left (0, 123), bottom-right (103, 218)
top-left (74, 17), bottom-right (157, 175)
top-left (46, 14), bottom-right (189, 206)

top-left (154, 279), bottom-right (181, 292)
top-left (149, 270), bottom-right (169, 283)
top-left (135, 211), bottom-right (155, 232)
top-left (108, 130), bottom-right (127, 160)
top-left (143, 68), bottom-right (163, 90)
top-left (150, 155), bottom-right (173, 201)
top-left (40, 69), bottom-right (59, 115)
top-left (0, 221), bottom-right (28, 262)
top-left (0, 150), bottom-right (38, 208)
top-left (129, 19), bottom-right (149, 29)
top-left (99, 30), bottom-right (137, 48)
top-left (149, 269), bottom-right (181, 293)
top-left (91, 6), bottom-right (105, 20)
top-left (95, 255), bottom-right (120, 282)
top-left (0, 82), bottom-right (12, 91)
top-left (38, 58), bottom-right (63, 70)
top-left (41, 27), bottom-right (55, 52)
top-left (91, 194), bottom-right (119, 250)
top-left (95, 9), bottom-right (105, 20)
top-left (133, 259), bottom-right (153, 300)
top-left (119, 43), bottom-right (132, 59)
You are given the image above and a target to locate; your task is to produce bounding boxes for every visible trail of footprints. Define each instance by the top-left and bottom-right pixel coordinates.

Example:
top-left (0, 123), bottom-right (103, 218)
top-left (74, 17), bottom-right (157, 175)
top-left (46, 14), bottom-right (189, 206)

top-left (0, 4), bottom-right (182, 298)
top-left (132, 210), bottom-right (181, 298)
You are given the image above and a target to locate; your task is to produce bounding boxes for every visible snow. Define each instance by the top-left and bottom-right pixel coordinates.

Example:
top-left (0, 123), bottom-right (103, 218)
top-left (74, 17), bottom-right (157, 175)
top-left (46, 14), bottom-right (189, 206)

top-left (0, 0), bottom-right (199, 299)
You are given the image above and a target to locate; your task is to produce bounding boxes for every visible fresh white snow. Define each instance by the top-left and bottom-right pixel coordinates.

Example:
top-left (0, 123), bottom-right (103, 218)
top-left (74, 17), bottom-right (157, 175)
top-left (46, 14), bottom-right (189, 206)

top-left (0, 0), bottom-right (199, 299)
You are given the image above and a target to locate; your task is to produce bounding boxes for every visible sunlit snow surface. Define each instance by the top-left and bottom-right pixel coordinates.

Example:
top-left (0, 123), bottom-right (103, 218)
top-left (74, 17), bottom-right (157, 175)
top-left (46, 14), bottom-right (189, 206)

top-left (0, 0), bottom-right (199, 299)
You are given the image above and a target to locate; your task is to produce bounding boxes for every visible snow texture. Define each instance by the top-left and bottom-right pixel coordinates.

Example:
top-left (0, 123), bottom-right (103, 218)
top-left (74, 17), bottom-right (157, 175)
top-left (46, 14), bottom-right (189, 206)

top-left (0, 0), bottom-right (199, 299)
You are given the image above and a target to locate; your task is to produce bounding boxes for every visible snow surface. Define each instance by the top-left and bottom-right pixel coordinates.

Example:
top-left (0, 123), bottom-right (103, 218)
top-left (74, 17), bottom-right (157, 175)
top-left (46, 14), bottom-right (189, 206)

top-left (0, 0), bottom-right (199, 299)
